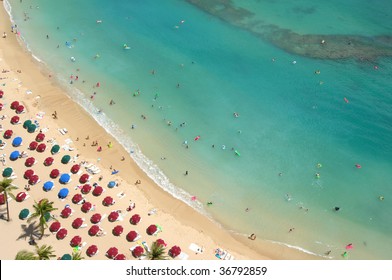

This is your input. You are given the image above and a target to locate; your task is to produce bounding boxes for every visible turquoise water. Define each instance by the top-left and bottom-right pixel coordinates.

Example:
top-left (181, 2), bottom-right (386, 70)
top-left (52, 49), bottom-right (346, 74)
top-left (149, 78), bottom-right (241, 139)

top-left (5, 0), bottom-right (392, 259)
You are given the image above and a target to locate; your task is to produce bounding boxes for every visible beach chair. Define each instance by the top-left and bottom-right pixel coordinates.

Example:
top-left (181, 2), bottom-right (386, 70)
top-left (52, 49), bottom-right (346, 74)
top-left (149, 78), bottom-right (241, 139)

top-left (178, 252), bottom-right (189, 260)
top-left (116, 192), bottom-right (126, 199)
top-left (189, 243), bottom-right (204, 254)
top-left (58, 128), bottom-right (68, 135)
top-left (141, 241), bottom-right (150, 252)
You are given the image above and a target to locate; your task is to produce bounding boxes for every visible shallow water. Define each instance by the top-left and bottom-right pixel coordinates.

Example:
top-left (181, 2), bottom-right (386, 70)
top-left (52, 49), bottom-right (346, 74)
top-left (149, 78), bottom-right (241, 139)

top-left (6, 0), bottom-right (392, 259)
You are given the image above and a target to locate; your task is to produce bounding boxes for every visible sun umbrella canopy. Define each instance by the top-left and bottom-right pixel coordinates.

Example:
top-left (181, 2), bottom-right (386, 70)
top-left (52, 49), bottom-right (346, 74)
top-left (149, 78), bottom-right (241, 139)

top-left (10, 115), bottom-right (20, 124)
top-left (156, 238), bottom-right (167, 248)
top-left (108, 181), bottom-right (116, 188)
top-left (44, 157), bottom-right (54, 166)
top-left (44, 212), bottom-right (52, 222)
top-left (88, 225), bottom-right (100, 236)
top-left (112, 225), bottom-right (123, 236)
top-left (0, 90), bottom-right (3, 97)
top-left (2, 167), bottom-right (13, 177)
top-left (19, 208), bottom-right (30, 220)
top-left (16, 105), bottom-right (25, 114)
top-left (81, 202), bottom-right (92, 213)
top-left (86, 245), bottom-right (98, 257)
top-left (132, 246), bottom-right (144, 258)
top-left (50, 168), bottom-right (60, 179)
top-left (71, 164), bottom-right (80, 174)
top-left (58, 188), bottom-right (69, 199)
top-left (102, 196), bottom-right (114, 206)
top-left (61, 155), bottom-right (71, 164)
top-left (25, 157), bottom-right (35, 167)
top-left (10, 101), bottom-right (19, 110)
top-left (4, 129), bottom-right (13, 139)
top-left (106, 247), bottom-right (119, 259)
top-left (61, 254), bottom-right (72, 260)
top-left (27, 123), bottom-right (37, 133)
top-left (72, 217), bottom-right (84, 229)
top-left (35, 133), bottom-right (45, 142)
top-left (10, 151), bottom-right (20, 161)
top-left (79, 173), bottom-right (89, 184)
top-left (56, 228), bottom-right (68, 240)
top-left (90, 213), bottom-right (102, 224)
top-left (72, 193), bottom-right (83, 204)
top-left (59, 173), bottom-right (71, 184)
top-left (23, 119), bottom-right (32, 129)
top-left (36, 143), bottom-right (46, 153)
top-left (60, 207), bottom-right (72, 218)
top-left (29, 141), bottom-right (38, 150)
top-left (49, 221), bottom-right (61, 233)
top-left (108, 211), bottom-right (119, 222)
top-left (70, 236), bottom-right (82, 247)
top-left (81, 184), bottom-right (92, 194)
top-left (12, 136), bottom-right (22, 147)
top-left (43, 181), bottom-right (54, 192)
top-left (126, 230), bottom-right (138, 242)
top-left (0, 103), bottom-right (2, 110)
top-left (114, 253), bottom-right (126, 260)
top-left (28, 174), bottom-right (39, 185)
top-left (51, 144), bottom-right (60, 155)
top-left (147, 224), bottom-right (158, 235)
top-left (130, 214), bottom-right (141, 225)
top-left (16, 192), bottom-right (27, 202)
top-left (92, 186), bottom-right (103, 196)
top-left (169, 246), bottom-right (181, 258)
top-left (24, 169), bottom-right (34, 179)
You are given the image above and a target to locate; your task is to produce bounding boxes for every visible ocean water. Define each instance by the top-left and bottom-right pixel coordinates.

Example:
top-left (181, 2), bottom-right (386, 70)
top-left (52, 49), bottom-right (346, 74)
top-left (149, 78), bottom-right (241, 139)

top-left (5, 0), bottom-right (392, 259)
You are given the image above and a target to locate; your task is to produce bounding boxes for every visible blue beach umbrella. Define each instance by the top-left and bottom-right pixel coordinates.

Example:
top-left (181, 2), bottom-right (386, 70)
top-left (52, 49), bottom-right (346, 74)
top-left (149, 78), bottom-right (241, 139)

top-left (43, 181), bottom-right (54, 192)
top-left (108, 181), bottom-right (116, 188)
top-left (12, 137), bottom-right (22, 147)
top-left (9, 151), bottom-right (20, 161)
top-left (59, 173), bottom-right (71, 184)
top-left (58, 188), bottom-right (69, 199)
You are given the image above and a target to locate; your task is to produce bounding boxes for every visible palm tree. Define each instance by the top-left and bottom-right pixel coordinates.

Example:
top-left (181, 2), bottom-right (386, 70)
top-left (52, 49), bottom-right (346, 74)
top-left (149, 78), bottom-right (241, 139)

top-left (15, 250), bottom-right (38, 260)
top-left (15, 244), bottom-right (56, 260)
top-left (0, 178), bottom-right (17, 221)
top-left (146, 242), bottom-right (168, 260)
top-left (27, 199), bottom-right (58, 239)
top-left (71, 251), bottom-right (84, 260)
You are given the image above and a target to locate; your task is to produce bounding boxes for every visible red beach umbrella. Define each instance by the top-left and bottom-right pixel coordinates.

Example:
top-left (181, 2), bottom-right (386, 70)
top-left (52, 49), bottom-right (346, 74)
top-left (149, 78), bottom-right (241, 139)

top-left (130, 214), bottom-right (141, 225)
top-left (29, 141), bottom-right (38, 150)
top-left (49, 221), bottom-right (61, 233)
top-left (56, 228), bottom-right (68, 240)
top-left (72, 193), bottom-right (83, 204)
top-left (81, 184), bottom-right (92, 194)
top-left (10, 115), bottom-right (20, 124)
top-left (102, 196), bottom-right (114, 206)
top-left (88, 225), bottom-right (100, 236)
top-left (70, 235), bottom-right (82, 247)
top-left (106, 247), bottom-right (118, 259)
top-left (79, 173), bottom-right (89, 184)
top-left (81, 202), bottom-right (92, 213)
top-left (72, 218), bottom-right (84, 229)
top-left (25, 157), bottom-right (35, 167)
top-left (90, 213), bottom-right (102, 224)
top-left (147, 224), bottom-right (158, 235)
top-left (86, 245), bottom-right (98, 257)
top-left (108, 211), bottom-right (119, 222)
top-left (0, 103), bottom-right (3, 110)
top-left (169, 245), bottom-right (182, 258)
top-left (16, 105), bottom-right (25, 114)
top-left (0, 90), bottom-right (3, 98)
top-left (44, 157), bottom-right (54, 166)
top-left (126, 230), bottom-right (138, 242)
top-left (60, 207), bottom-right (72, 218)
top-left (4, 129), bottom-right (13, 139)
top-left (28, 174), bottom-right (39, 185)
top-left (50, 168), bottom-right (60, 179)
top-left (156, 238), bottom-right (167, 248)
top-left (16, 192), bottom-right (27, 202)
top-left (10, 101), bottom-right (19, 110)
top-left (114, 254), bottom-right (126, 260)
top-left (35, 133), bottom-right (45, 142)
top-left (112, 225), bottom-right (123, 236)
top-left (24, 169), bottom-right (34, 179)
top-left (132, 246), bottom-right (144, 258)
top-left (71, 164), bottom-right (80, 174)
top-left (36, 143), bottom-right (46, 153)
top-left (92, 186), bottom-right (103, 196)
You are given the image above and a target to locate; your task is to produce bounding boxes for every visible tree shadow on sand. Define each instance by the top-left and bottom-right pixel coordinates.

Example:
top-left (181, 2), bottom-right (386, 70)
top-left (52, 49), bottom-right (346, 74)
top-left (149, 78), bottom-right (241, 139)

top-left (17, 222), bottom-right (44, 242)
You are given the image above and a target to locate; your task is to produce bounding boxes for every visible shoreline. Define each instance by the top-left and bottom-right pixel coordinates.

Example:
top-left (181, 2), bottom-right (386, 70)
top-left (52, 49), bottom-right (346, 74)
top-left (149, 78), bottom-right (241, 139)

top-left (0, 3), bottom-right (318, 260)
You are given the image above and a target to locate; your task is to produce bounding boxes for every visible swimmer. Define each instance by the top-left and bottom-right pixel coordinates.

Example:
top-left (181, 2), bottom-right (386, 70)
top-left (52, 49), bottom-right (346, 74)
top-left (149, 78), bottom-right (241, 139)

top-left (334, 206), bottom-right (340, 211)
top-left (317, 163), bottom-right (322, 168)
top-left (285, 194), bottom-right (292, 202)
top-left (96, 20), bottom-right (102, 23)
top-left (221, 145), bottom-right (226, 150)
top-left (207, 202), bottom-right (213, 206)
top-left (70, 57), bottom-right (76, 62)
top-left (292, 60), bottom-right (297, 64)
top-left (315, 173), bottom-right (320, 179)
top-left (321, 39), bottom-right (326, 44)
top-left (379, 196), bottom-right (384, 201)
top-left (248, 233), bottom-right (256, 240)
top-left (315, 70), bottom-right (321, 74)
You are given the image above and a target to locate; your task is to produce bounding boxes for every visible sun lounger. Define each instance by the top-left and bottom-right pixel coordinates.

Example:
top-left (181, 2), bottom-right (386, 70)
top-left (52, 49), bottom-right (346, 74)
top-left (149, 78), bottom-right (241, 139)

top-left (178, 252), bottom-right (189, 260)
top-left (117, 192), bottom-right (126, 199)
top-left (80, 223), bottom-right (88, 228)
top-left (142, 241), bottom-right (150, 252)
top-left (189, 243), bottom-right (204, 254)
top-left (58, 128), bottom-right (68, 135)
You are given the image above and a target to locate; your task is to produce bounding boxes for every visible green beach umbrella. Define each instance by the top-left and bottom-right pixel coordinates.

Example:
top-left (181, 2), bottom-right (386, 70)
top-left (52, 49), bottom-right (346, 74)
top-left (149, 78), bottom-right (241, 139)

top-left (19, 208), bottom-right (30, 220)
top-left (23, 120), bottom-right (32, 129)
top-left (51, 144), bottom-right (60, 155)
top-left (61, 155), bottom-right (71, 164)
top-left (2, 167), bottom-right (13, 177)
top-left (61, 254), bottom-right (72, 260)
top-left (27, 123), bottom-right (37, 133)
top-left (44, 212), bottom-right (52, 222)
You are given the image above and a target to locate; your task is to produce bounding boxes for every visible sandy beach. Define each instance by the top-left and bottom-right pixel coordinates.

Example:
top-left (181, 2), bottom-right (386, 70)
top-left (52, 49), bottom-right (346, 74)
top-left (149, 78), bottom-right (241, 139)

top-left (0, 3), bottom-right (318, 260)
